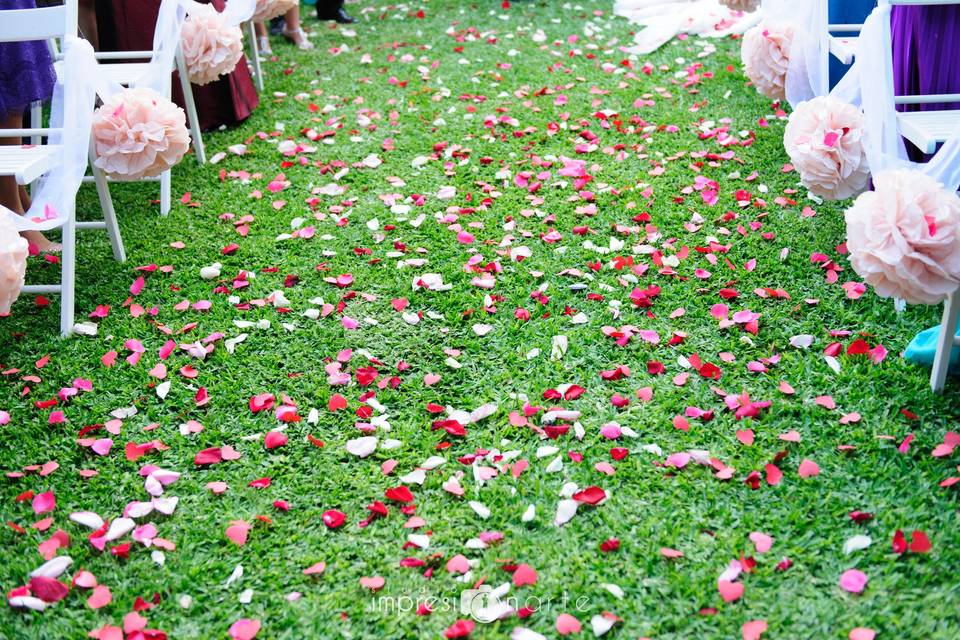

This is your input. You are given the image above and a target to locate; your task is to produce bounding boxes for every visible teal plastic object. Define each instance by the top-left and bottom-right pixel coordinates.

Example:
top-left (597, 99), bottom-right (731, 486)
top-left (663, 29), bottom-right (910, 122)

top-left (304, 0), bottom-right (317, 5)
top-left (904, 324), bottom-right (960, 373)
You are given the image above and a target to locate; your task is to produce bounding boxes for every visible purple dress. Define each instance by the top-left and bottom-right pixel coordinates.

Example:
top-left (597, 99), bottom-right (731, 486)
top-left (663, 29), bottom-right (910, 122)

top-left (892, 5), bottom-right (960, 161)
top-left (0, 0), bottom-right (57, 119)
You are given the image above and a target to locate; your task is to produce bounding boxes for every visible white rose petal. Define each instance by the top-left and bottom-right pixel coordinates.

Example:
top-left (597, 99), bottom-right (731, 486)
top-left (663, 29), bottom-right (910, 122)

top-left (554, 499), bottom-right (579, 526)
top-left (591, 614), bottom-right (616, 636)
top-left (30, 556), bottom-right (73, 579)
top-left (843, 535), bottom-right (872, 555)
top-left (104, 517), bottom-right (135, 542)
top-left (469, 501), bottom-right (491, 519)
top-left (69, 512), bottom-right (104, 529)
top-left (400, 469), bottom-right (427, 485)
top-left (346, 436), bottom-right (378, 458)
top-left (511, 628), bottom-right (546, 640)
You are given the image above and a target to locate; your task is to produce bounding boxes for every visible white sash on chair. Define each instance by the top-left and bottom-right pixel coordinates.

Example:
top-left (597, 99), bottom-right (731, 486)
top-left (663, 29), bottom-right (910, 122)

top-left (855, 1), bottom-right (960, 188)
top-left (758, 0), bottom-right (830, 107)
top-left (17, 36), bottom-right (103, 232)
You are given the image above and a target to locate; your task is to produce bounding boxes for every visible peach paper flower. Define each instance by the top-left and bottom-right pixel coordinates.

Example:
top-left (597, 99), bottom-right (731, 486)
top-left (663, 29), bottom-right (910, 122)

top-left (784, 96), bottom-right (870, 200)
top-left (741, 19), bottom-right (794, 101)
top-left (0, 213), bottom-right (28, 315)
top-left (92, 87), bottom-right (191, 181)
top-left (845, 169), bottom-right (960, 305)
top-left (181, 4), bottom-right (244, 86)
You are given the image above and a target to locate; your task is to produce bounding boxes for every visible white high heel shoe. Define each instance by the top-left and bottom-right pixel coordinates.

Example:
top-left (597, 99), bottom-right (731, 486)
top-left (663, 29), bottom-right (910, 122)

top-left (282, 27), bottom-right (314, 51)
top-left (258, 35), bottom-right (273, 56)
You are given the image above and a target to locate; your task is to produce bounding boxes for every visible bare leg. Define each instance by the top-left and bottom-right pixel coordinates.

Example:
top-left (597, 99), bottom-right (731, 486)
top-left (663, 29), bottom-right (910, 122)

top-left (78, 0), bottom-right (99, 49)
top-left (285, 7), bottom-right (302, 33)
top-left (282, 8), bottom-right (314, 49)
top-left (0, 112), bottom-right (59, 253)
top-left (254, 21), bottom-right (272, 54)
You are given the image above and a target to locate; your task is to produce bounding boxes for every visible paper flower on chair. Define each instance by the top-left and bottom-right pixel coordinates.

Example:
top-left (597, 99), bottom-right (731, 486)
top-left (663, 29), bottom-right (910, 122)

top-left (784, 96), bottom-right (870, 200)
top-left (719, 0), bottom-right (759, 11)
top-left (92, 87), bottom-right (191, 181)
top-left (0, 213), bottom-right (28, 316)
top-left (845, 170), bottom-right (960, 305)
top-left (741, 19), bottom-right (794, 101)
top-left (181, 4), bottom-right (244, 86)
top-left (253, 0), bottom-right (298, 22)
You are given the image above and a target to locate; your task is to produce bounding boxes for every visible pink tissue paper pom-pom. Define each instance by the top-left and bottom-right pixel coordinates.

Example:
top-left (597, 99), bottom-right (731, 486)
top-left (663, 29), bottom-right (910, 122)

top-left (845, 169), bottom-right (960, 305)
top-left (92, 87), bottom-right (191, 181)
top-left (253, 0), bottom-right (298, 23)
top-left (719, 0), bottom-right (759, 11)
top-left (0, 213), bottom-right (28, 315)
top-left (181, 4), bottom-right (244, 86)
top-left (784, 96), bottom-right (870, 200)
top-left (741, 19), bottom-right (794, 101)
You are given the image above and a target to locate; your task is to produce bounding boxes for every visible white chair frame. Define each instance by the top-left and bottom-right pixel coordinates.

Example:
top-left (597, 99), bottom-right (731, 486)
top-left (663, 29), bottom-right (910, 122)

top-left (39, 41), bottom-right (206, 217)
top-left (822, 1), bottom-right (874, 68)
top-left (244, 20), bottom-right (265, 92)
top-left (931, 290), bottom-right (960, 392)
top-left (885, 0), bottom-right (960, 155)
top-left (0, 2), bottom-right (123, 335)
top-left (877, 0), bottom-right (960, 392)
top-left (86, 46), bottom-right (205, 217)
top-left (827, 23), bottom-right (862, 66)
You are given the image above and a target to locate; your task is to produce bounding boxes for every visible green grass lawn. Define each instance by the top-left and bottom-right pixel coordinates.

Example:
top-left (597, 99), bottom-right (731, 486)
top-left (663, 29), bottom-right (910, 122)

top-left (2, 1), bottom-right (960, 638)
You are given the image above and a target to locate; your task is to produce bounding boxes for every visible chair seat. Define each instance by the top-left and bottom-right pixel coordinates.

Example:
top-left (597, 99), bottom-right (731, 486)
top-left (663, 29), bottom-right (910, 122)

top-left (54, 61), bottom-right (153, 86)
top-left (897, 110), bottom-right (960, 154)
top-left (0, 145), bottom-right (61, 184)
top-left (95, 62), bottom-right (154, 86)
top-left (828, 35), bottom-right (858, 65)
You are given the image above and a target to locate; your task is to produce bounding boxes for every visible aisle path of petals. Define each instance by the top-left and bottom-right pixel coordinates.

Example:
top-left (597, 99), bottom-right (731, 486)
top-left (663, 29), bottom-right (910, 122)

top-left (1, 2), bottom-right (959, 639)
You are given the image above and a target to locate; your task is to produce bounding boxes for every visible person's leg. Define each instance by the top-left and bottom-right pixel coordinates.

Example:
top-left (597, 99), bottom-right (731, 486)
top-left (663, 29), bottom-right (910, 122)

top-left (0, 111), bottom-right (59, 253)
top-left (284, 7), bottom-right (302, 33)
top-left (282, 7), bottom-right (314, 49)
top-left (18, 185), bottom-right (31, 211)
top-left (254, 21), bottom-right (273, 54)
top-left (78, 0), bottom-right (99, 49)
top-left (317, 0), bottom-right (355, 24)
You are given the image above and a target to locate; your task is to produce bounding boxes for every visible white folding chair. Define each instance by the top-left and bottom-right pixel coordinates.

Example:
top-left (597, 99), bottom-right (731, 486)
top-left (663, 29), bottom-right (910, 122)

top-left (91, 45), bottom-right (206, 167)
top-left (869, 0), bottom-right (960, 392)
top-left (0, 2), bottom-right (123, 335)
top-left (81, 45), bottom-right (205, 216)
top-left (883, 0), bottom-right (960, 155)
top-left (39, 10), bottom-right (207, 217)
top-left (244, 20), bottom-right (265, 92)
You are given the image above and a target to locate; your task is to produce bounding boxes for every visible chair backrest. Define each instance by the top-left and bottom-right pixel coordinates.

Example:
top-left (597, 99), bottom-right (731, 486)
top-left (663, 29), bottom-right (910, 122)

top-left (881, 0), bottom-right (960, 104)
top-left (0, 1), bottom-right (77, 43)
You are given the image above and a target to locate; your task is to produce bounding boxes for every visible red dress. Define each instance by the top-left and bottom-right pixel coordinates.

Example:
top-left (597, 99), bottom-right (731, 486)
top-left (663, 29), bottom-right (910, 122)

top-left (95, 0), bottom-right (259, 131)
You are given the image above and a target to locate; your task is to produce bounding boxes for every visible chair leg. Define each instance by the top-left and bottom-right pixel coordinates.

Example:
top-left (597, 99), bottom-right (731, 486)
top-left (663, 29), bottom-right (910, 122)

top-left (88, 143), bottom-right (125, 262)
top-left (246, 20), bottom-right (265, 92)
top-left (931, 290), bottom-right (960, 393)
top-left (30, 102), bottom-right (43, 196)
top-left (29, 102), bottom-right (43, 145)
top-left (59, 217), bottom-right (76, 337)
top-left (160, 170), bottom-right (171, 216)
top-left (175, 45), bottom-right (206, 165)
